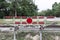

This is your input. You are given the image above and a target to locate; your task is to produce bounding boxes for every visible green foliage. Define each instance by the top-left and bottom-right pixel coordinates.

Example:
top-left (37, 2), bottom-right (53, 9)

top-left (52, 2), bottom-right (60, 17)
top-left (42, 32), bottom-right (55, 40)
top-left (0, 0), bottom-right (38, 18)
top-left (38, 10), bottom-right (46, 16)
top-left (38, 2), bottom-right (60, 17)
top-left (0, 0), bottom-right (10, 18)
top-left (38, 9), bottom-right (53, 16)
top-left (45, 9), bottom-right (53, 16)
top-left (7, 0), bottom-right (38, 16)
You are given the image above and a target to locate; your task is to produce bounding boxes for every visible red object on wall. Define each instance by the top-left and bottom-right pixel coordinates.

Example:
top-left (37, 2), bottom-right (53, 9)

top-left (22, 22), bottom-right (27, 24)
top-left (5, 16), bottom-right (13, 19)
top-left (15, 16), bottom-right (21, 19)
top-left (38, 22), bottom-right (44, 24)
top-left (22, 16), bottom-right (27, 19)
top-left (47, 16), bottom-right (54, 18)
top-left (27, 18), bottom-right (32, 24)
top-left (15, 22), bottom-right (20, 24)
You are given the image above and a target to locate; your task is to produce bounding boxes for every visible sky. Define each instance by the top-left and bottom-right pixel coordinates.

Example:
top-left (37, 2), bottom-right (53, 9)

top-left (33, 0), bottom-right (60, 12)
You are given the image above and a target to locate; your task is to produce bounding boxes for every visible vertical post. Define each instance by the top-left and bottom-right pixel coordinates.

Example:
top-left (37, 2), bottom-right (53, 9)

top-left (14, 21), bottom-right (16, 40)
top-left (39, 25), bottom-right (44, 40)
top-left (40, 31), bottom-right (42, 40)
top-left (14, 30), bottom-right (16, 40)
top-left (14, 0), bottom-right (17, 40)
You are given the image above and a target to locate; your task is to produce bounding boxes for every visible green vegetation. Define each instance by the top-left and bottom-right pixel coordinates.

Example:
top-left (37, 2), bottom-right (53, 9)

top-left (0, 0), bottom-right (9, 18)
top-left (0, 0), bottom-right (38, 18)
top-left (1, 31), bottom-right (60, 40)
top-left (38, 2), bottom-right (60, 17)
top-left (0, 0), bottom-right (60, 18)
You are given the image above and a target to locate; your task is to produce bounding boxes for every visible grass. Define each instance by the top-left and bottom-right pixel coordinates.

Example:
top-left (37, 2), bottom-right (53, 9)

top-left (17, 37), bottom-right (24, 40)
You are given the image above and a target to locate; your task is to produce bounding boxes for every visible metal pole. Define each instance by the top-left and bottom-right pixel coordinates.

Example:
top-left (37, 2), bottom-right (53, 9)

top-left (14, 0), bottom-right (17, 40)
top-left (40, 31), bottom-right (42, 40)
top-left (14, 18), bottom-right (16, 40)
top-left (14, 30), bottom-right (16, 40)
top-left (13, 9), bottom-right (16, 40)
top-left (13, 15), bottom-right (17, 40)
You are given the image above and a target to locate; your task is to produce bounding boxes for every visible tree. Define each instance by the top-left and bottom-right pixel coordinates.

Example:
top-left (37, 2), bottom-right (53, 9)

top-left (52, 2), bottom-right (60, 17)
top-left (38, 9), bottom-right (53, 16)
top-left (0, 0), bottom-right (10, 18)
top-left (0, 0), bottom-right (38, 18)
top-left (8, 0), bottom-right (38, 16)
top-left (38, 2), bottom-right (60, 17)
top-left (45, 9), bottom-right (53, 16)
top-left (38, 10), bottom-right (46, 16)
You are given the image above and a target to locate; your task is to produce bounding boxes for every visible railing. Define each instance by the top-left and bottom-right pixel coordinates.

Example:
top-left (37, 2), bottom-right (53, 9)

top-left (0, 16), bottom-right (60, 25)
